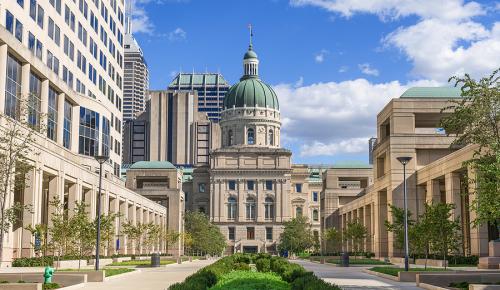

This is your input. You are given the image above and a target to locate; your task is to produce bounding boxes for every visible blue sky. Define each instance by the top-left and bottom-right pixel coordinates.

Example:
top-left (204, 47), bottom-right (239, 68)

top-left (130, 0), bottom-right (500, 165)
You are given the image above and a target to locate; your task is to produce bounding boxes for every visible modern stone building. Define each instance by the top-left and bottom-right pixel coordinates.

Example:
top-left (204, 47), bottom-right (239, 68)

top-left (0, 0), bottom-right (167, 266)
top-left (168, 72), bottom-right (230, 122)
top-left (322, 88), bottom-right (493, 258)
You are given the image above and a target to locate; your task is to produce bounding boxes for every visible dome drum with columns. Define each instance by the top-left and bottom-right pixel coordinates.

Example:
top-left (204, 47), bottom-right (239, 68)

top-left (220, 43), bottom-right (281, 148)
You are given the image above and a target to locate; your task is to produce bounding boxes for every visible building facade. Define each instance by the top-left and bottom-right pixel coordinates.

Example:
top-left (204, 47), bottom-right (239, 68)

top-left (323, 88), bottom-right (492, 258)
top-left (168, 73), bottom-right (230, 122)
top-left (123, 33), bottom-right (148, 121)
top-left (0, 0), bottom-right (167, 265)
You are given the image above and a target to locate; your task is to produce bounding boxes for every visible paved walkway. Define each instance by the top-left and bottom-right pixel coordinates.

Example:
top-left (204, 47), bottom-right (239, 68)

top-left (292, 260), bottom-right (421, 290)
top-left (77, 259), bottom-right (215, 290)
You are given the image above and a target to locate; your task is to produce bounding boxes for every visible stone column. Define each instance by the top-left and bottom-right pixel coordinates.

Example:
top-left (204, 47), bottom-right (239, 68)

top-left (0, 44), bottom-right (8, 114)
top-left (110, 198), bottom-right (119, 255)
top-left (426, 179), bottom-right (441, 204)
top-left (67, 182), bottom-right (78, 217)
top-left (118, 200), bottom-right (128, 255)
top-left (467, 167), bottom-right (489, 256)
top-left (445, 172), bottom-right (462, 220)
top-left (214, 180), bottom-right (220, 222)
top-left (275, 180), bottom-right (281, 221)
top-left (21, 169), bottom-right (37, 257)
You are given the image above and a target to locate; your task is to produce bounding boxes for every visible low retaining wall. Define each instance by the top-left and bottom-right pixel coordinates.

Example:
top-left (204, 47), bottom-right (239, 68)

top-left (57, 270), bottom-right (105, 282)
top-left (0, 273), bottom-right (86, 287)
top-left (415, 259), bottom-right (448, 267)
top-left (417, 273), bottom-right (500, 288)
top-left (0, 283), bottom-right (42, 290)
top-left (399, 270), bottom-right (460, 282)
top-left (469, 285), bottom-right (500, 290)
top-left (88, 258), bottom-right (113, 267)
top-left (112, 257), bottom-right (132, 263)
top-left (53, 260), bottom-right (87, 268)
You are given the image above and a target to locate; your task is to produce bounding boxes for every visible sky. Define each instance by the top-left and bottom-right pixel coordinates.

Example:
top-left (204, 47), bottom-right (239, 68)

top-left (129, 0), bottom-right (500, 165)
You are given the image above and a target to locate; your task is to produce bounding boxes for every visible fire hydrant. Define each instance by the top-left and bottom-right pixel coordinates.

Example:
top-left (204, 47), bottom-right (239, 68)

top-left (43, 266), bottom-right (54, 284)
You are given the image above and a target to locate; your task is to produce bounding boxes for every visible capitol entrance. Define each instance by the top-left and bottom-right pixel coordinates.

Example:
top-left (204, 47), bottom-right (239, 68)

top-left (242, 246), bottom-right (258, 253)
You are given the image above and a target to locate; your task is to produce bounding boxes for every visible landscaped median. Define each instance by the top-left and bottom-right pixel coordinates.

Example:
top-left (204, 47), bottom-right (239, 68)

top-left (168, 253), bottom-right (340, 290)
top-left (309, 256), bottom-right (391, 265)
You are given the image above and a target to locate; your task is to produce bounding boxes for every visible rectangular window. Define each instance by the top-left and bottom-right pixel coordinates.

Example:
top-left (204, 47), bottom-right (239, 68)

top-left (47, 87), bottom-right (58, 141)
top-left (79, 107), bottom-right (100, 156)
top-left (30, 0), bottom-right (37, 20)
top-left (37, 5), bottom-right (44, 28)
top-left (17, 0), bottom-right (24, 7)
top-left (5, 10), bottom-right (14, 34)
top-left (15, 19), bottom-right (23, 42)
top-left (28, 32), bottom-right (35, 54)
top-left (247, 227), bottom-right (255, 240)
top-left (63, 99), bottom-right (72, 149)
top-left (247, 180), bottom-right (255, 191)
top-left (228, 180), bottom-right (236, 190)
top-left (48, 18), bottom-right (60, 45)
top-left (49, 0), bottom-right (62, 14)
top-left (265, 180), bottom-right (273, 191)
top-left (28, 72), bottom-right (42, 129)
top-left (295, 183), bottom-right (303, 193)
top-left (5, 54), bottom-right (22, 119)
top-left (266, 227), bottom-right (273, 241)
top-left (35, 39), bottom-right (43, 59)
top-left (313, 191), bottom-right (318, 202)
top-left (228, 227), bottom-right (235, 241)
top-left (198, 183), bottom-right (206, 193)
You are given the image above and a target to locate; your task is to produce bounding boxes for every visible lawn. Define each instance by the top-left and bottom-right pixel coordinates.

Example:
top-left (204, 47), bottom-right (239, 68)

top-left (108, 260), bottom-right (176, 266)
top-left (104, 268), bottom-right (135, 277)
top-left (209, 270), bottom-right (290, 290)
top-left (369, 266), bottom-right (450, 276)
top-left (312, 256), bottom-right (390, 265)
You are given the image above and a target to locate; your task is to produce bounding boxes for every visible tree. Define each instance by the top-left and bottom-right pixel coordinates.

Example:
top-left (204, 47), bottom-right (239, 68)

top-left (385, 205), bottom-right (414, 253)
top-left (343, 220), bottom-right (368, 257)
top-left (409, 215), bottom-right (432, 269)
top-left (0, 96), bottom-right (41, 262)
top-left (48, 196), bottom-right (73, 264)
top-left (143, 223), bottom-right (161, 253)
top-left (70, 201), bottom-right (94, 269)
top-left (163, 229), bottom-right (181, 254)
top-left (324, 227), bottom-right (342, 254)
top-left (439, 69), bottom-right (500, 232)
top-left (25, 223), bottom-right (50, 265)
top-left (277, 216), bottom-right (313, 256)
top-left (184, 211), bottom-right (225, 256)
top-left (96, 213), bottom-right (117, 255)
top-left (122, 221), bottom-right (147, 254)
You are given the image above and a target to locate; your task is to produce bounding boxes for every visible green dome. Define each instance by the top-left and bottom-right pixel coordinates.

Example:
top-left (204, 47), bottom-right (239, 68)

top-left (224, 78), bottom-right (279, 110)
top-left (129, 161), bottom-right (176, 170)
top-left (244, 49), bottom-right (258, 59)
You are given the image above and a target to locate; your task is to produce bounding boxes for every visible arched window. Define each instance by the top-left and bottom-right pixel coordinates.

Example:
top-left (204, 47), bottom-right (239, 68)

top-left (296, 207), bottom-right (303, 217)
top-left (313, 209), bottom-right (319, 221)
top-left (246, 197), bottom-right (256, 220)
top-left (227, 197), bottom-right (237, 219)
top-left (247, 128), bottom-right (255, 145)
top-left (268, 129), bottom-right (274, 146)
top-left (228, 130), bottom-right (233, 146)
top-left (264, 197), bottom-right (274, 220)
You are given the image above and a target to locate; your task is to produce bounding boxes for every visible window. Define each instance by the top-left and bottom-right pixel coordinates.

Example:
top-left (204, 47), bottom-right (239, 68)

top-left (78, 23), bottom-right (87, 45)
top-left (79, 107), bottom-right (100, 156)
top-left (264, 197), bottom-right (274, 220)
top-left (247, 128), bottom-right (255, 145)
top-left (295, 183), bottom-right (302, 193)
top-left (265, 180), bottom-right (273, 191)
top-left (63, 99), bottom-right (72, 149)
top-left (63, 36), bottom-right (74, 60)
top-left (79, 0), bottom-right (88, 19)
top-left (30, 0), bottom-right (37, 20)
top-left (266, 227), bottom-right (273, 241)
top-left (28, 72), bottom-right (42, 129)
top-left (49, 0), bottom-right (62, 14)
top-left (64, 5), bottom-right (75, 31)
top-left (247, 227), bottom-right (255, 240)
top-left (47, 87), bottom-right (58, 141)
top-left (5, 10), bottom-right (14, 34)
top-left (313, 191), bottom-right (318, 202)
top-left (62, 66), bottom-right (73, 88)
top-left (228, 180), bottom-right (236, 190)
top-left (268, 129), bottom-right (274, 145)
top-left (228, 129), bottom-right (233, 146)
top-left (246, 197), bottom-right (256, 220)
top-left (313, 209), bottom-right (319, 221)
top-left (247, 180), bottom-right (255, 191)
top-left (227, 197), bottom-right (237, 220)
top-left (17, 0), bottom-right (24, 7)
top-left (296, 207), bottom-right (303, 217)
top-left (89, 38), bottom-right (98, 59)
top-left (36, 5), bottom-right (44, 28)
top-left (35, 39), bottom-right (43, 59)
top-left (15, 20), bottom-right (23, 42)
top-left (198, 183), bottom-right (206, 193)
top-left (77, 51), bottom-right (87, 73)
top-left (228, 227), bottom-right (235, 241)
top-left (101, 117), bottom-right (110, 156)
top-left (5, 54), bottom-right (22, 119)
top-left (198, 207), bottom-right (205, 214)
top-left (28, 32), bottom-right (36, 54)
top-left (48, 18), bottom-right (61, 45)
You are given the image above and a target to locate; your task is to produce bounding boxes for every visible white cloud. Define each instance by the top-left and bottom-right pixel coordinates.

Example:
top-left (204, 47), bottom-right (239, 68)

top-left (274, 78), bottom-right (440, 157)
top-left (130, 1), bottom-right (154, 35)
top-left (168, 28), bottom-right (187, 41)
top-left (338, 65), bottom-right (349, 73)
top-left (358, 63), bottom-right (379, 76)
top-left (314, 49), bottom-right (329, 63)
top-left (290, 0), bottom-right (500, 82)
top-left (295, 76), bottom-right (304, 87)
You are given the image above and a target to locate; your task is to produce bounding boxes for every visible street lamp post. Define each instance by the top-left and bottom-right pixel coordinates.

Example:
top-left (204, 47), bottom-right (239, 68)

top-left (397, 156), bottom-right (412, 272)
top-left (94, 155), bottom-right (109, 271)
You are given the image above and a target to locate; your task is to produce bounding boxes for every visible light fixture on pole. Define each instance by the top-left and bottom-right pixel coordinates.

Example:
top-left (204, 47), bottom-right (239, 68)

top-left (94, 155), bottom-right (109, 271)
top-left (397, 156), bottom-right (412, 272)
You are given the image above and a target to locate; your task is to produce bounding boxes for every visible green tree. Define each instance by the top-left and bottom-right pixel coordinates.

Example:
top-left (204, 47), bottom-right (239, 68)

top-left (163, 229), bottom-right (180, 254)
top-left (343, 220), bottom-right (368, 257)
top-left (25, 223), bottom-right (50, 265)
top-left (184, 211), bottom-right (225, 256)
top-left (122, 221), bottom-right (147, 254)
top-left (324, 227), bottom-right (342, 254)
top-left (439, 69), bottom-right (500, 232)
top-left (144, 223), bottom-right (161, 253)
top-left (70, 201), bottom-right (94, 269)
top-left (409, 216), bottom-right (432, 268)
top-left (48, 196), bottom-right (73, 264)
top-left (96, 213), bottom-right (117, 255)
top-left (385, 204), bottom-right (414, 253)
top-left (277, 216), bottom-right (313, 256)
top-left (0, 96), bottom-right (41, 262)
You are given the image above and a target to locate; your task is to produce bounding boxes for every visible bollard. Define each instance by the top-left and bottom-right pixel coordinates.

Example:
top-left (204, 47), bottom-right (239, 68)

top-left (43, 266), bottom-right (54, 284)
top-left (177, 256), bottom-right (182, 264)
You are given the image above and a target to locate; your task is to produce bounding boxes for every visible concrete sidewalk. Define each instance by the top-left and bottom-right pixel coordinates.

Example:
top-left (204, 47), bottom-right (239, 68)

top-left (76, 259), bottom-right (215, 290)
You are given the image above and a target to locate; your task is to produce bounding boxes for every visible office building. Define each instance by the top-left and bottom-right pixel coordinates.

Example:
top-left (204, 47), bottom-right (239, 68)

top-left (123, 33), bottom-right (148, 121)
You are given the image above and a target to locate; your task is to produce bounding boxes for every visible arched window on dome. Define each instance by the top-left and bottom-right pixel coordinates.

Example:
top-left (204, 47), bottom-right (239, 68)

top-left (246, 197), bottom-right (256, 220)
top-left (264, 197), bottom-right (274, 220)
top-left (268, 129), bottom-right (274, 146)
top-left (228, 130), bottom-right (233, 146)
top-left (227, 197), bottom-right (237, 220)
top-left (247, 128), bottom-right (255, 145)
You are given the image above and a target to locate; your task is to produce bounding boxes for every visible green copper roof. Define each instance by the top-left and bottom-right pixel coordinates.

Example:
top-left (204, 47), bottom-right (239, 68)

top-left (244, 48), bottom-right (258, 60)
top-left (168, 73), bottom-right (230, 87)
top-left (129, 161), bottom-right (176, 170)
top-left (224, 78), bottom-right (279, 110)
top-left (401, 87), bottom-right (462, 98)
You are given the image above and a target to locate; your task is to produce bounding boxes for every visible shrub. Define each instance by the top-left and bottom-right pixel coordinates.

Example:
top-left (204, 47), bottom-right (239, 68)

top-left (233, 262), bottom-right (251, 271)
top-left (42, 283), bottom-right (60, 290)
top-left (255, 258), bottom-right (271, 272)
top-left (291, 273), bottom-right (340, 290)
top-left (12, 257), bottom-right (54, 267)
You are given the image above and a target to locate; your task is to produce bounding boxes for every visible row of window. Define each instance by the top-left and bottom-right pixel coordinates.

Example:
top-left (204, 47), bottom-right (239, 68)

top-left (226, 128), bottom-right (275, 146)
top-left (225, 197), bottom-right (320, 221)
top-left (198, 180), bottom-right (276, 193)
top-left (227, 227), bottom-right (273, 241)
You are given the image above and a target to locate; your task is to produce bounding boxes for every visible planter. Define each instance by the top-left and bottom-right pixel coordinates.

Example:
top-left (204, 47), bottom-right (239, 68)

top-left (389, 257), bottom-right (405, 264)
top-left (53, 259), bottom-right (87, 268)
top-left (415, 259), bottom-right (448, 267)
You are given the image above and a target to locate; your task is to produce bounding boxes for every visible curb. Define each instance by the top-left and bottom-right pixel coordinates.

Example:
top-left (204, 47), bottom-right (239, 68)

top-left (362, 269), bottom-right (400, 281)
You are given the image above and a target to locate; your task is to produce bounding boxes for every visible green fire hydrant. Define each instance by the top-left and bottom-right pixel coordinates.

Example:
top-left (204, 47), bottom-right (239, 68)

top-left (43, 266), bottom-right (54, 284)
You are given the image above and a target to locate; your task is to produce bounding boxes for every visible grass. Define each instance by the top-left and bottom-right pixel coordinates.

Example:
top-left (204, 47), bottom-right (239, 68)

top-left (43, 283), bottom-right (61, 289)
top-left (209, 270), bottom-right (290, 290)
top-left (369, 266), bottom-right (450, 276)
top-left (104, 268), bottom-right (135, 277)
top-left (312, 256), bottom-right (391, 265)
top-left (108, 260), bottom-right (176, 266)
top-left (450, 282), bottom-right (500, 290)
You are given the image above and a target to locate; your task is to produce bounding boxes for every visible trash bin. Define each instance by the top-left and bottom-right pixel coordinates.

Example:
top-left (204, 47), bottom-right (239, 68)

top-left (151, 253), bottom-right (160, 267)
top-left (340, 252), bottom-right (349, 267)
